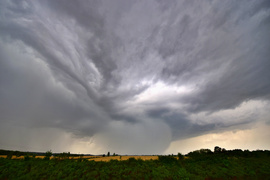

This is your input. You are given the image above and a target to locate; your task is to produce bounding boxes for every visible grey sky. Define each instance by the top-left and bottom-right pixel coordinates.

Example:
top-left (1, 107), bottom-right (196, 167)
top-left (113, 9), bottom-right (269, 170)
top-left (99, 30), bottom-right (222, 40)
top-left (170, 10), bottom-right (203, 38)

top-left (0, 0), bottom-right (270, 154)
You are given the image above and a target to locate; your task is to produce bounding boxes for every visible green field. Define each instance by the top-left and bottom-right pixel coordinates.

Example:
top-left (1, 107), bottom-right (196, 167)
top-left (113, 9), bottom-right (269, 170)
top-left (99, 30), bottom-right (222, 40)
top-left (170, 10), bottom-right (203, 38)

top-left (0, 149), bottom-right (270, 179)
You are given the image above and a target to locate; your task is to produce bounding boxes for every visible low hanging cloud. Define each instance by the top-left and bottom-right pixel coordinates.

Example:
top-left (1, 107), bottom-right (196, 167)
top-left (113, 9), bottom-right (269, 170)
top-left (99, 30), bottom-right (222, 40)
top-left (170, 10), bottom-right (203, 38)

top-left (0, 0), bottom-right (270, 154)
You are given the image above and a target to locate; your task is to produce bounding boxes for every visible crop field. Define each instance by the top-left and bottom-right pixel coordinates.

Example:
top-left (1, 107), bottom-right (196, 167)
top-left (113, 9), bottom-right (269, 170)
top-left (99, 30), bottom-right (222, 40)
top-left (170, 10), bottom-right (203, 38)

top-left (0, 155), bottom-right (159, 161)
top-left (0, 155), bottom-right (158, 162)
top-left (89, 155), bottom-right (158, 161)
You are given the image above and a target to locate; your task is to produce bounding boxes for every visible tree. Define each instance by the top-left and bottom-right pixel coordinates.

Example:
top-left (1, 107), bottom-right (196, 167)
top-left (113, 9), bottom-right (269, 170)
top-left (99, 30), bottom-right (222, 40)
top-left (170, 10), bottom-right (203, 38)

top-left (214, 146), bottom-right (222, 153)
top-left (199, 149), bottom-right (213, 154)
top-left (107, 152), bottom-right (110, 156)
top-left (14, 151), bottom-right (20, 157)
top-left (58, 152), bottom-right (70, 159)
top-left (158, 155), bottom-right (177, 164)
top-left (178, 153), bottom-right (184, 160)
top-left (44, 150), bottom-right (52, 160)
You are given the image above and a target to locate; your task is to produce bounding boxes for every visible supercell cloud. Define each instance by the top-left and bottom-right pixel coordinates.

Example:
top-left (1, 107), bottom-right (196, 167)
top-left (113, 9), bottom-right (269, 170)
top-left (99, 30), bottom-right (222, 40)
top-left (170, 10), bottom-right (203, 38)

top-left (0, 0), bottom-right (270, 154)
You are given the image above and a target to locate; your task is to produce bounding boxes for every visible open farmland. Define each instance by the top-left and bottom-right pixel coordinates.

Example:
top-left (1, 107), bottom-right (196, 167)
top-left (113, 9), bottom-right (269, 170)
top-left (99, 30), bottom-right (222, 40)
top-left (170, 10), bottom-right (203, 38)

top-left (0, 154), bottom-right (159, 161)
top-left (1, 148), bottom-right (270, 179)
top-left (88, 155), bottom-right (158, 161)
top-left (1, 149), bottom-right (270, 179)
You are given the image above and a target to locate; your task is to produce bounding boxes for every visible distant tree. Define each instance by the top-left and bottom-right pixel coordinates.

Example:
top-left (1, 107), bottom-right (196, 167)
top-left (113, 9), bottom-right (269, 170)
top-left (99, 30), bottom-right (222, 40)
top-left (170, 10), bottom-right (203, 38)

top-left (107, 152), bottom-right (110, 156)
top-left (178, 152), bottom-right (184, 160)
top-left (58, 152), bottom-right (70, 159)
top-left (14, 151), bottom-right (20, 157)
top-left (199, 149), bottom-right (213, 154)
top-left (44, 150), bottom-right (52, 160)
top-left (103, 154), bottom-right (105, 157)
top-left (243, 150), bottom-right (251, 157)
top-left (113, 153), bottom-right (116, 156)
top-left (214, 146), bottom-right (222, 153)
top-left (230, 149), bottom-right (241, 155)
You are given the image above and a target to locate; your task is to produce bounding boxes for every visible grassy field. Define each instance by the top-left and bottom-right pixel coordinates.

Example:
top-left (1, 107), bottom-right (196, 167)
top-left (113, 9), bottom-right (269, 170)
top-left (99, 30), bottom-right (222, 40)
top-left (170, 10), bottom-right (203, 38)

top-left (1, 151), bottom-right (270, 179)
top-left (1, 149), bottom-right (270, 179)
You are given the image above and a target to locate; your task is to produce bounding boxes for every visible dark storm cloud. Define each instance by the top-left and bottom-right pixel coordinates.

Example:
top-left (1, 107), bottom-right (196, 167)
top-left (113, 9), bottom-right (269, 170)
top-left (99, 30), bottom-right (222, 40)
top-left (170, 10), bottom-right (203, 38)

top-left (0, 0), bottom-right (270, 153)
top-left (0, 41), bottom-right (107, 137)
top-left (147, 108), bottom-right (204, 140)
top-left (154, 0), bottom-right (270, 113)
top-left (184, 48), bottom-right (270, 113)
top-left (147, 107), bottom-right (256, 141)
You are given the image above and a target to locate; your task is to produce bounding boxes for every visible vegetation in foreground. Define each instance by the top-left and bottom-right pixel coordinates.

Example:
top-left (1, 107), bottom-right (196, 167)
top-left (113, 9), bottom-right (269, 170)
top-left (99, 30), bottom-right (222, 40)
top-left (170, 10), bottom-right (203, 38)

top-left (0, 147), bottom-right (270, 179)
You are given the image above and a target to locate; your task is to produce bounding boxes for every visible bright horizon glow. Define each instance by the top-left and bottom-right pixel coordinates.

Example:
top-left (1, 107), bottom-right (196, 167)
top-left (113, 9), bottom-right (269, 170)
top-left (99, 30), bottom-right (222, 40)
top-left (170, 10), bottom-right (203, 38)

top-left (165, 122), bottom-right (270, 155)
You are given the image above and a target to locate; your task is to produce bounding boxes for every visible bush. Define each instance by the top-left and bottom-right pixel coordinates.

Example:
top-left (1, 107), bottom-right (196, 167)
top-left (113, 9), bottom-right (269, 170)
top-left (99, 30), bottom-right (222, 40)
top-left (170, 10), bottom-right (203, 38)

top-left (44, 150), bottom-right (52, 160)
top-left (158, 155), bottom-right (178, 164)
top-left (24, 155), bottom-right (30, 161)
top-left (178, 153), bottom-right (184, 160)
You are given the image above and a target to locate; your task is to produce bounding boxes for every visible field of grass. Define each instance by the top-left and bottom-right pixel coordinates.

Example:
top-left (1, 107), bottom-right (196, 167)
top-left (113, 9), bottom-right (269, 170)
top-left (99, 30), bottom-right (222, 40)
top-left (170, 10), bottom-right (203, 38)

top-left (1, 148), bottom-right (270, 179)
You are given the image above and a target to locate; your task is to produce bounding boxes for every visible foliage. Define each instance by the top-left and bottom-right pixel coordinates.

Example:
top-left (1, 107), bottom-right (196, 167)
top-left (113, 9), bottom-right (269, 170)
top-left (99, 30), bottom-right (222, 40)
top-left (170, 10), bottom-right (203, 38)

top-left (44, 150), bottom-right (52, 160)
top-left (54, 152), bottom-right (70, 160)
top-left (158, 155), bottom-right (178, 164)
top-left (0, 148), bottom-right (270, 179)
top-left (178, 152), bottom-right (184, 160)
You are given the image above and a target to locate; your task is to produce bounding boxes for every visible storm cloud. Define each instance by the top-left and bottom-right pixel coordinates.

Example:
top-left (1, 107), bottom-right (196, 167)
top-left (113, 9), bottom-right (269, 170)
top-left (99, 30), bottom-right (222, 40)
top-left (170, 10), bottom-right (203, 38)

top-left (0, 0), bottom-right (270, 154)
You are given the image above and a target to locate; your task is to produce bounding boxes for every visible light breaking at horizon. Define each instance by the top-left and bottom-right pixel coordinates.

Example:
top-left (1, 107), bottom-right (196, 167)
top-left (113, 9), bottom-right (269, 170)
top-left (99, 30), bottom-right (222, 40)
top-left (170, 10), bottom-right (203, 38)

top-left (0, 0), bottom-right (270, 154)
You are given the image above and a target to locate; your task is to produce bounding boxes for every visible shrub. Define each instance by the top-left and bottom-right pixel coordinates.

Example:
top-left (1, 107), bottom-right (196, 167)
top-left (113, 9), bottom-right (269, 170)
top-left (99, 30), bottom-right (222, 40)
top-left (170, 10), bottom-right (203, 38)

top-left (24, 155), bottom-right (30, 161)
top-left (178, 153), bottom-right (184, 160)
top-left (44, 150), bottom-right (52, 160)
top-left (158, 155), bottom-right (178, 164)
